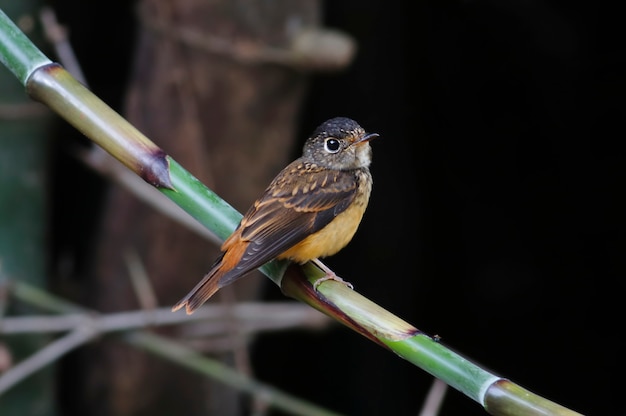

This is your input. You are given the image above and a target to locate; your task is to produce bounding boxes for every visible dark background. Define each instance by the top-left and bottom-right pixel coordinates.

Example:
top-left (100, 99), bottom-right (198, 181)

top-left (49, 1), bottom-right (625, 415)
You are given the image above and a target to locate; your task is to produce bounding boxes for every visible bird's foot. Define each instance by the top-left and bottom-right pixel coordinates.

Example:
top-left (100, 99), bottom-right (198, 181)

top-left (312, 273), bottom-right (354, 291)
top-left (311, 259), bottom-right (354, 291)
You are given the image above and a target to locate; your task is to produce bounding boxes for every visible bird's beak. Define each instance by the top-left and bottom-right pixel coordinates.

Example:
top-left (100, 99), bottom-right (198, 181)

top-left (352, 132), bottom-right (379, 146)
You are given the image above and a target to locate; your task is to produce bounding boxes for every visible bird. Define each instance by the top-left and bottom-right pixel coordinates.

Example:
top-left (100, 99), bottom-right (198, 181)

top-left (172, 117), bottom-right (379, 314)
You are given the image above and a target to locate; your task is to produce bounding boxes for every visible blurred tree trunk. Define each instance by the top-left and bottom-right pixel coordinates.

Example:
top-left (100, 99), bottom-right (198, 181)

top-left (74, 1), bottom-right (319, 414)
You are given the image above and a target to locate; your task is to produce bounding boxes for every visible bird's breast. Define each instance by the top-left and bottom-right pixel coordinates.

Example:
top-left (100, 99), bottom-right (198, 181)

top-left (278, 169), bottom-right (372, 263)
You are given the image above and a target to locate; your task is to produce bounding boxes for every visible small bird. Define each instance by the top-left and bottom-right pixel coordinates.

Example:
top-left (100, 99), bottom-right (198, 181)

top-left (172, 117), bottom-right (378, 314)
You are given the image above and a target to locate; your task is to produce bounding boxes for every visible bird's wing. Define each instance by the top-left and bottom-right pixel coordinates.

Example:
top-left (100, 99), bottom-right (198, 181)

top-left (173, 162), bottom-right (360, 314)
top-left (220, 162), bottom-right (358, 279)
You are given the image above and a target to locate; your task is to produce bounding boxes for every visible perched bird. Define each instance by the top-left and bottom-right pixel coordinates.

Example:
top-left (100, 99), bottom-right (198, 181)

top-left (172, 117), bottom-right (378, 314)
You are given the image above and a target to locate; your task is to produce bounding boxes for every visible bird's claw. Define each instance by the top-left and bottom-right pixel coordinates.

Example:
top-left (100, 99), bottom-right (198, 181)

top-left (312, 274), bottom-right (354, 291)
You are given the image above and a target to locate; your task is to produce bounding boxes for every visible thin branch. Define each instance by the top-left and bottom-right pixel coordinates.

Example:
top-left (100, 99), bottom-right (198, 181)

top-left (126, 331), bottom-right (345, 416)
top-left (124, 247), bottom-right (159, 310)
top-left (418, 378), bottom-right (448, 416)
top-left (0, 302), bottom-right (330, 335)
top-left (218, 286), bottom-right (256, 388)
top-left (178, 305), bottom-right (328, 338)
top-left (3, 280), bottom-right (340, 416)
top-left (0, 326), bottom-right (97, 394)
top-left (77, 148), bottom-right (222, 245)
top-left (39, 6), bottom-right (87, 85)
top-left (136, 3), bottom-right (355, 71)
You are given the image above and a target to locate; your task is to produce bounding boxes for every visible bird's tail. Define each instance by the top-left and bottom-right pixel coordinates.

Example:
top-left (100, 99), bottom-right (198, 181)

top-left (173, 239), bottom-right (254, 314)
top-left (172, 258), bottom-right (224, 315)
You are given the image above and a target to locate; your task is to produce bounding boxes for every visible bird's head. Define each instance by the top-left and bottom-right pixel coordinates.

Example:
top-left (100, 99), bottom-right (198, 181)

top-left (302, 117), bottom-right (379, 170)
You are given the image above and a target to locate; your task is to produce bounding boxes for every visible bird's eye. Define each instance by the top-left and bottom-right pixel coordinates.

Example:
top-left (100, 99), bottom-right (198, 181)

top-left (324, 138), bottom-right (341, 153)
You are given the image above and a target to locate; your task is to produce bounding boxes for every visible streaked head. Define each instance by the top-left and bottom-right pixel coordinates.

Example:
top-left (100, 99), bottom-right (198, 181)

top-left (302, 117), bottom-right (379, 170)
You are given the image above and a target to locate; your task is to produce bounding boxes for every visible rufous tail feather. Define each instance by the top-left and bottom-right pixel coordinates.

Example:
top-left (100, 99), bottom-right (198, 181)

top-left (171, 268), bottom-right (222, 314)
top-left (173, 238), bottom-right (248, 314)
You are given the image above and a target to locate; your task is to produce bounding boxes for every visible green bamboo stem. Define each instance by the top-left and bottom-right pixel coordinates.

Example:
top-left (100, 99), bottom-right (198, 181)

top-left (0, 8), bottom-right (585, 415)
top-left (282, 263), bottom-right (583, 416)
top-left (0, 6), bottom-right (50, 84)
